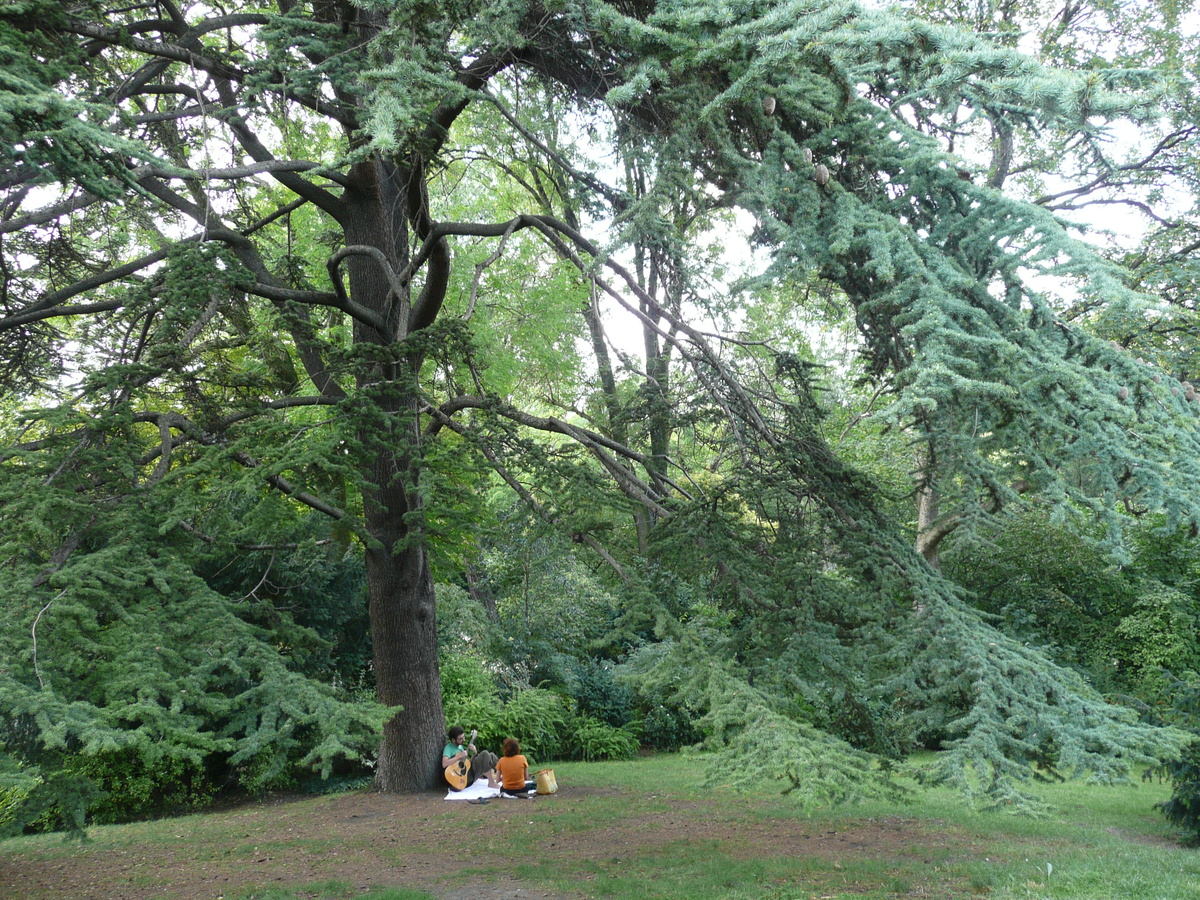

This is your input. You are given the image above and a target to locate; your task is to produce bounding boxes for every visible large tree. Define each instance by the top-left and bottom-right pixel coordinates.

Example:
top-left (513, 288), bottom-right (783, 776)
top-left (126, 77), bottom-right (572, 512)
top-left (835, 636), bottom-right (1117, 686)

top-left (3, 0), bottom-right (1200, 809)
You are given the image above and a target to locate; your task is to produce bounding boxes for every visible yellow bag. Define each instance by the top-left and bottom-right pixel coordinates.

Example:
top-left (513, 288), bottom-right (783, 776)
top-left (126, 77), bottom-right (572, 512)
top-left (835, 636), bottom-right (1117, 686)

top-left (536, 768), bottom-right (558, 794)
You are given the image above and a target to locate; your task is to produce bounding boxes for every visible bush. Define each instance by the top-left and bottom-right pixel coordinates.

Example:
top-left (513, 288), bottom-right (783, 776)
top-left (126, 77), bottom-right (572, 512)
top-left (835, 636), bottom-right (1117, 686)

top-left (236, 748), bottom-right (299, 797)
top-left (440, 653), bottom-right (503, 747)
top-left (439, 654), bottom-right (641, 763)
top-left (564, 715), bottom-right (639, 761)
top-left (61, 749), bottom-right (215, 826)
top-left (495, 688), bottom-right (570, 760)
top-left (826, 690), bottom-right (909, 759)
top-left (440, 654), bottom-right (499, 703)
top-left (440, 662), bottom-right (572, 760)
top-left (1155, 674), bottom-right (1200, 844)
top-left (640, 703), bottom-right (700, 751)
top-left (1112, 584), bottom-right (1200, 700)
top-left (443, 694), bottom-right (504, 748)
top-left (560, 657), bottom-right (637, 728)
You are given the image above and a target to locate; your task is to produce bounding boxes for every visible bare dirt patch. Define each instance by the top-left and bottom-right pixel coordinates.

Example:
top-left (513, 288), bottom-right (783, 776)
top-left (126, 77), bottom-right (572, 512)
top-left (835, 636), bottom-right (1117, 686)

top-left (2, 786), bottom-right (978, 900)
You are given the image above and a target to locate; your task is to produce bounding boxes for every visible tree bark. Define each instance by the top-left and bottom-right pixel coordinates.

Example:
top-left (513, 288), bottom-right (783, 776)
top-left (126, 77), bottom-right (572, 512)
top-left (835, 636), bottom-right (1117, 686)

top-left (358, 380), bottom-right (444, 793)
top-left (915, 481), bottom-right (945, 569)
top-left (367, 537), bottom-right (444, 791)
top-left (914, 444), bottom-right (944, 569)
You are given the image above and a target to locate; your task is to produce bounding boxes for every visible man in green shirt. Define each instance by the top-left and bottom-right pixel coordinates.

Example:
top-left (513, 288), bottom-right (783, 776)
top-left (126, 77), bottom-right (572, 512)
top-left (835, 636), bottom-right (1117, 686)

top-left (442, 726), bottom-right (499, 790)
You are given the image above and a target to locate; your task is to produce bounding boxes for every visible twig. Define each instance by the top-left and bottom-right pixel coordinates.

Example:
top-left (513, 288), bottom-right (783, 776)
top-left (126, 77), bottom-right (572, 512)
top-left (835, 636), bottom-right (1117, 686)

top-left (32, 589), bottom-right (68, 690)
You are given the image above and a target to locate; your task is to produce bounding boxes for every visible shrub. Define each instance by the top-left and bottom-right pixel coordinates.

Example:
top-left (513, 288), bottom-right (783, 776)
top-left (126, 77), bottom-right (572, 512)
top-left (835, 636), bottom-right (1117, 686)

top-left (1155, 674), bottom-right (1200, 844)
top-left (564, 715), bottom-right (639, 761)
top-left (439, 655), bottom-right (641, 762)
top-left (1112, 584), bottom-right (1200, 700)
top-left (62, 749), bottom-right (215, 826)
top-left (442, 694), bottom-right (504, 748)
top-left (640, 703), bottom-right (700, 751)
top-left (827, 690), bottom-right (909, 759)
top-left (440, 654), bottom-right (499, 703)
top-left (440, 653), bottom-right (504, 747)
top-left (236, 748), bottom-right (299, 797)
top-left (561, 657), bottom-right (636, 728)
top-left (617, 645), bottom-right (701, 751)
top-left (495, 688), bottom-right (569, 760)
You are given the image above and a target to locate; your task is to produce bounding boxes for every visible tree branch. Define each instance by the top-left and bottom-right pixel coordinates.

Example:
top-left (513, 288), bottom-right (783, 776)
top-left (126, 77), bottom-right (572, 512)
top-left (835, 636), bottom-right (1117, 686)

top-left (142, 159), bottom-right (351, 188)
top-left (130, 409), bottom-right (362, 535)
top-left (62, 15), bottom-right (356, 128)
top-left (326, 246), bottom-right (404, 335)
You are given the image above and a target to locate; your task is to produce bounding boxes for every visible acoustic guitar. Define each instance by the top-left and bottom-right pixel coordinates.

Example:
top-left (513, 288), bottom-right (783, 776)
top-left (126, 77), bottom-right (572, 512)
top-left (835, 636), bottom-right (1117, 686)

top-left (443, 729), bottom-right (477, 791)
top-left (444, 756), bottom-right (470, 790)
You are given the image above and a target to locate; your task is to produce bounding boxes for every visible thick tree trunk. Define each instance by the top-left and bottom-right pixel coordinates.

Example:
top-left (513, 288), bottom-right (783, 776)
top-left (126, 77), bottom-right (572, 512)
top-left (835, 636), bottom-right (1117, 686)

top-left (913, 455), bottom-right (965, 568)
top-left (359, 388), bottom-right (446, 792)
top-left (367, 537), bottom-right (445, 792)
top-left (914, 444), bottom-right (945, 569)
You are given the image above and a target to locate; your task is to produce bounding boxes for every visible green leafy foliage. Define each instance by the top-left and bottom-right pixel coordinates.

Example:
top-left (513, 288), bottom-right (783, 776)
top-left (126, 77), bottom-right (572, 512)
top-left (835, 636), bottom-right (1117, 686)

top-left (0, 1), bottom-right (150, 197)
top-left (637, 701), bottom-right (701, 752)
top-left (886, 589), bottom-right (1189, 811)
top-left (59, 749), bottom-right (216, 826)
top-left (565, 716), bottom-right (640, 762)
top-left (440, 653), bottom-right (638, 763)
top-left (495, 688), bottom-right (572, 762)
top-left (555, 657), bottom-right (637, 729)
top-left (943, 509), bottom-right (1200, 706)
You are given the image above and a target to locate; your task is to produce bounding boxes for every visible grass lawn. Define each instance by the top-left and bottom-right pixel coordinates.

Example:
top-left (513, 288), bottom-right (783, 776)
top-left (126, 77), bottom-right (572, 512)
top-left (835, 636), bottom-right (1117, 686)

top-left (1, 753), bottom-right (1195, 900)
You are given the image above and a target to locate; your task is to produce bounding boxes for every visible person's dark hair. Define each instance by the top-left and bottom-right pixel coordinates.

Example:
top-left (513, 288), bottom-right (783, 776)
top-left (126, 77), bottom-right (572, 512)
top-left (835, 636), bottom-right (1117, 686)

top-left (502, 737), bottom-right (520, 757)
top-left (449, 726), bottom-right (465, 742)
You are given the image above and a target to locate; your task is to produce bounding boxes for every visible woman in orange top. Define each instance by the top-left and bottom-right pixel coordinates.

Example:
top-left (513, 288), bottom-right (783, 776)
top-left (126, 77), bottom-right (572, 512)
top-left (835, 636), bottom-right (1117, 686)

top-left (496, 736), bottom-right (534, 796)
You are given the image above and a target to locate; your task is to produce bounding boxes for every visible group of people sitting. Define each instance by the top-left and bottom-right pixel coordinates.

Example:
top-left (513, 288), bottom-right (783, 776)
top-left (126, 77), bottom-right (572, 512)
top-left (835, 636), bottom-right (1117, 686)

top-left (442, 726), bottom-right (537, 797)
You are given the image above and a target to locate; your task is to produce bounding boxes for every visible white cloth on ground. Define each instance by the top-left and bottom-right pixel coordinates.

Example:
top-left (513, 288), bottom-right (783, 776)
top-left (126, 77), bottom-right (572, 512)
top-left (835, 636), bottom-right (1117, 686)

top-left (444, 778), bottom-right (501, 800)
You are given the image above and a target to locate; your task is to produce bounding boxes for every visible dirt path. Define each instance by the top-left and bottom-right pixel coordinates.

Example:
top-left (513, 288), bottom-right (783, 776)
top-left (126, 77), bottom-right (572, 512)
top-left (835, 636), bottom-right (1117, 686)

top-left (1, 785), bottom-right (977, 900)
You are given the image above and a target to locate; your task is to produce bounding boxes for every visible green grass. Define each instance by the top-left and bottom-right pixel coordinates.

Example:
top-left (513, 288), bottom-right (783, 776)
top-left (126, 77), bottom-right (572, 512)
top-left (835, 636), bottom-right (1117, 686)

top-left (2, 754), bottom-right (1197, 900)
top-left (473, 757), bottom-right (1198, 900)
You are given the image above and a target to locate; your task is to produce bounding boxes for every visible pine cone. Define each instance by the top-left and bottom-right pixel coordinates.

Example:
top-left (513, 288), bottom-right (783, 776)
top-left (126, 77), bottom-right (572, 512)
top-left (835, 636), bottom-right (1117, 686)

top-left (814, 164), bottom-right (830, 186)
